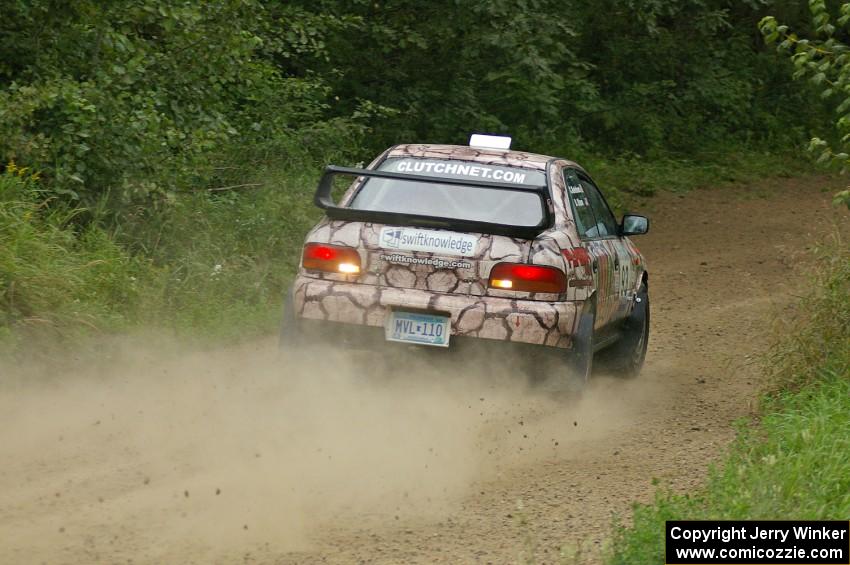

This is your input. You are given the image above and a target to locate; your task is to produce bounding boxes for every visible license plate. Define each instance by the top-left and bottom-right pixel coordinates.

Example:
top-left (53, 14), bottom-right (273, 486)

top-left (385, 311), bottom-right (450, 347)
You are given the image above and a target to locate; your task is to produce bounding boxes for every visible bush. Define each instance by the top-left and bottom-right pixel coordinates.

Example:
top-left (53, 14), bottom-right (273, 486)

top-left (0, 0), bottom-right (367, 208)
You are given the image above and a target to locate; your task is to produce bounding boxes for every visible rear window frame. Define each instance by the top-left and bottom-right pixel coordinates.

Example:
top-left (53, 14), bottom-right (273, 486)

top-left (346, 157), bottom-right (550, 229)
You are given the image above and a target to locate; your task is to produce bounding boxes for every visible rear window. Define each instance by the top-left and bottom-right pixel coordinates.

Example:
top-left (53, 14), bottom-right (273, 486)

top-left (348, 158), bottom-right (548, 227)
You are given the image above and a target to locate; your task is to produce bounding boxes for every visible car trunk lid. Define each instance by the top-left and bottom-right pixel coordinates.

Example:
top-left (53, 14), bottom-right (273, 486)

top-left (359, 225), bottom-right (531, 296)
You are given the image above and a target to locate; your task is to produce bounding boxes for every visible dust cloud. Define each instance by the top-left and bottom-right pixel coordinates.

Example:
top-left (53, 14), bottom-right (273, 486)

top-left (0, 336), bottom-right (658, 563)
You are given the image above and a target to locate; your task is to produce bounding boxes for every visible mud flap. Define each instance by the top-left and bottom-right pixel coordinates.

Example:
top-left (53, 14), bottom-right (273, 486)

top-left (535, 296), bottom-right (595, 396)
top-left (279, 286), bottom-right (301, 351)
top-left (565, 297), bottom-right (595, 387)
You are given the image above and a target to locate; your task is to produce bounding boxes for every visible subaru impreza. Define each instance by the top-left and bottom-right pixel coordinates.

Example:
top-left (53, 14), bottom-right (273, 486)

top-left (282, 135), bottom-right (650, 388)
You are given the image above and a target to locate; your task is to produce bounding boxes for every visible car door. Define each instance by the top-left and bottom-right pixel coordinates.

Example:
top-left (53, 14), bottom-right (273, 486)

top-left (577, 173), bottom-right (637, 323)
top-left (562, 168), bottom-right (619, 329)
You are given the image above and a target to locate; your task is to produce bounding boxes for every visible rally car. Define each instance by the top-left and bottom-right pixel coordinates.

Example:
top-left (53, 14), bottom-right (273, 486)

top-left (282, 135), bottom-right (650, 389)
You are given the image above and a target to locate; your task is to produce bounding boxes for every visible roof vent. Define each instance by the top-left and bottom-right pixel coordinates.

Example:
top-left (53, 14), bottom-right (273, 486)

top-left (469, 134), bottom-right (512, 150)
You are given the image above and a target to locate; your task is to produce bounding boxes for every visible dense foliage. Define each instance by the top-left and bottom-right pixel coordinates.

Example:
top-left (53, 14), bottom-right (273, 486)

top-left (761, 0), bottom-right (850, 207)
top-left (0, 0), bottom-right (828, 206)
top-left (297, 0), bottom-right (825, 155)
top-left (0, 0), bottom-right (367, 209)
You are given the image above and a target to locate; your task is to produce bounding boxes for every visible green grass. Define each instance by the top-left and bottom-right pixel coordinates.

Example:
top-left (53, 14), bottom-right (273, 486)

top-left (0, 147), bottom-right (824, 352)
top-left (607, 241), bottom-right (850, 564)
top-left (0, 164), bottom-right (324, 350)
top-left (577, 149), bottom-right (814, 212)
top-left (0, 172), bottom-right (147, 348)
top-left (123, 166), bottom-right (324, 340)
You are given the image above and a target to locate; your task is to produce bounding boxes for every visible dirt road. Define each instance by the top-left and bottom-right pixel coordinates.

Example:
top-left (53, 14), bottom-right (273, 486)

top-left (0, 176), bottom-right (846, 564)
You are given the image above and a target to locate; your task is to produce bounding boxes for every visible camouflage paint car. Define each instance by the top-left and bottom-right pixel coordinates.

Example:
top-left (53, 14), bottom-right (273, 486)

top-left (283, 137), bottom-right (650, 385)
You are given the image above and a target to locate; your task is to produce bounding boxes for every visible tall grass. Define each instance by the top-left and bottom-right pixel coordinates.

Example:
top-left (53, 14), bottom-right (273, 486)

top-left (607, 240), bottom-right (850, 564)
top-left (0, 170), bottom-right (145, 347)
top-left (1, 165), bottom-right (325, 349)
top-left (124, 165), bottom-right (324, 339)
top-left (765, 238), bottom-right (850, 391)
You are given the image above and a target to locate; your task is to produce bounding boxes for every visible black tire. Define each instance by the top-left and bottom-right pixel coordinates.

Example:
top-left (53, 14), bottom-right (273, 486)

top-left (600, 283), bottom-right (649, 377)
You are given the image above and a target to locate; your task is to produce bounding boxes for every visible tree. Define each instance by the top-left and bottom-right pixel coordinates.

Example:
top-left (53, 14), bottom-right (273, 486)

top-left (761, 0), bottom-right (850, 208)
top-left (0, 0), bottom-right (352, 207)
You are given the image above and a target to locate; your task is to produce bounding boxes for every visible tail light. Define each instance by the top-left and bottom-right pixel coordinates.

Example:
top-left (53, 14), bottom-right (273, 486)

top-left (488, 263), bottom-right (567, 294)
top-left (302, 243), bottom-right (361, 274)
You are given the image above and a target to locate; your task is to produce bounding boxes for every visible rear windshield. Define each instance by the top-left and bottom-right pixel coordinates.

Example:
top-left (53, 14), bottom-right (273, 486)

top-left (348, 158), bottom-right (548, 227)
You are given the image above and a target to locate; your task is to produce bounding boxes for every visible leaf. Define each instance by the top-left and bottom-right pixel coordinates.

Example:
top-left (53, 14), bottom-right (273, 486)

top-left (831, 189), bottom-right (850, 208)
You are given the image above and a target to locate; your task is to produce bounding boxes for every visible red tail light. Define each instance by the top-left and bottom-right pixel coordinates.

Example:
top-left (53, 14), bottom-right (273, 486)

top-left (488, 263), bottom-right (567, 294)
top-left (302, 243), bottom-right (361, 274)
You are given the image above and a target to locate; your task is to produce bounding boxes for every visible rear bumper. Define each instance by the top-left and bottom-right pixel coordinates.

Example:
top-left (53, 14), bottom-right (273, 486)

top-left (291, 276), bottom-right (580, 349)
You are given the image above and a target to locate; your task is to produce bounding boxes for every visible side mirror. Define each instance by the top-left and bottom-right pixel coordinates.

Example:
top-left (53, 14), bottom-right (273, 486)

top-left (620, 214), bottom-right (649, 236)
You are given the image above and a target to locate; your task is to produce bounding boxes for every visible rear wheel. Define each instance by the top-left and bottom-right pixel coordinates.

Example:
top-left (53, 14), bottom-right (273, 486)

top-left (600, 283), bottom-right (649, 377)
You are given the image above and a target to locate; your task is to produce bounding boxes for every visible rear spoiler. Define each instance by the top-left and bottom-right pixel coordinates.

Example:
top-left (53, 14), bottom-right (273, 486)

top-left (314, 165), bottom-right (552, 239)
